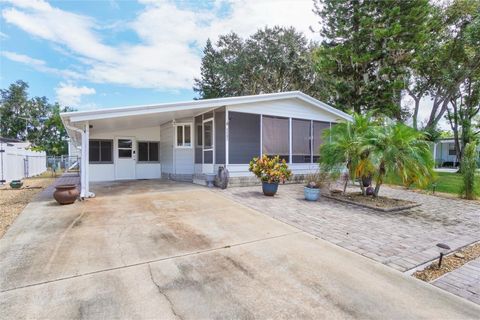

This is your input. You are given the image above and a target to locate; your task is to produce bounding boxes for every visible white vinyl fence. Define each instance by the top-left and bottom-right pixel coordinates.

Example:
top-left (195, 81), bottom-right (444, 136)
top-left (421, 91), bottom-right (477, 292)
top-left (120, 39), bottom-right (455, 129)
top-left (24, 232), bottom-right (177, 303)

top-left (0, 143), bottom-right (47, 183)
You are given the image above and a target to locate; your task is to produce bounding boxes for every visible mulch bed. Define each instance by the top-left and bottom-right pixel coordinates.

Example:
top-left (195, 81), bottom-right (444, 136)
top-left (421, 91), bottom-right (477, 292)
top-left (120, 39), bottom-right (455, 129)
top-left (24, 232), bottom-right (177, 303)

top-left (0, 177), bottom-right (55, 238)
top-left (324, 190), bottom-right (420, 212)
top-left (413, 242), bottom-right (480, 282)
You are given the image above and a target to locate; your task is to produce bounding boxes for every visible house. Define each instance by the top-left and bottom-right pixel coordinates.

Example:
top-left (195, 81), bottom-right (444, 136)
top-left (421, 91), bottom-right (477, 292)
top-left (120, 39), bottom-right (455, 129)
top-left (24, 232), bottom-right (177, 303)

top-left (61, 91), bottom-right (351, 198)
top-left (433, 138), bottom-right (480, 167)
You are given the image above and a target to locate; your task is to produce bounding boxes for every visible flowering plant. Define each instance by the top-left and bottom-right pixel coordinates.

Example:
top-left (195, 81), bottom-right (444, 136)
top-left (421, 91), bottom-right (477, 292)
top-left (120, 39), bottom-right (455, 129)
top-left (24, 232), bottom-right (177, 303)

top-left (248, 155), bottom-right (292, 183)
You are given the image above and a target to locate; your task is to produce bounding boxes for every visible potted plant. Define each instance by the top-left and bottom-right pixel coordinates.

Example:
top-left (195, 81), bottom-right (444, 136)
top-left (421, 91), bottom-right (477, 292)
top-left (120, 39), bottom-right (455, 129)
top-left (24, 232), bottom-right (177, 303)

top-left (304, 171), bottom-right (330, 201)
top-left (53, 184), bottom-right (79, 205)
top-left (9, 180), bottom-right (23, 189)
top-left (249, 155), bottom-right (292, 196)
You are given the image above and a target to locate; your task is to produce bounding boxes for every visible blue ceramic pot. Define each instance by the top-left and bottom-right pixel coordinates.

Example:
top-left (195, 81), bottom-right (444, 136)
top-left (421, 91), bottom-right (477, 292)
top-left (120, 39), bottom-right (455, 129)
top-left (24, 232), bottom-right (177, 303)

top-left (304, 186), bottom-right (320, 201)
top-left (262, 182), bottom-right (279, 196)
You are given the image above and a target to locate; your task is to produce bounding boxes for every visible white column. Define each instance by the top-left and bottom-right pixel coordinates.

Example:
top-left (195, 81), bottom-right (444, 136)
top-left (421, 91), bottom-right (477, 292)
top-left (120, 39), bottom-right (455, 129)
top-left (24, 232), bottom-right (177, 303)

top-left (80, 126), bottom-right (87, 198)
top-left (433, 142), bottom-right (437, 167)
top-left (84, 122), bottom-right (90, 197)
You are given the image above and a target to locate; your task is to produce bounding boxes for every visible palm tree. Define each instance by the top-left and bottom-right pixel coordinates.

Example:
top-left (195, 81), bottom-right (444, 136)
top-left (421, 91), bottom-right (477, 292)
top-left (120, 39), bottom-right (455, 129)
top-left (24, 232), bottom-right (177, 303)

top-left (368, 121), bottom-right (435, 197)
top-left (319, 113), bottom-right (375, 194)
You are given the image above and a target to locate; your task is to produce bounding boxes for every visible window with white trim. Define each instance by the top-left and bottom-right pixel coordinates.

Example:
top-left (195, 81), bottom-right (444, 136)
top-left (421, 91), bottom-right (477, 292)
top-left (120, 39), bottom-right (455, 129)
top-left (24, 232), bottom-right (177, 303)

top-left (176, 124), bottom-right (192, 147)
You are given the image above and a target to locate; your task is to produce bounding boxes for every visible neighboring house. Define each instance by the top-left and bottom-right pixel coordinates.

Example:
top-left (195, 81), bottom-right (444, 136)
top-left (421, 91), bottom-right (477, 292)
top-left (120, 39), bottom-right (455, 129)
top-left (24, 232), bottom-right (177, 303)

top-left (60, 91), bottom-right (351, 198)
top-left (433, 138), bottom-right (480, 167)
top-left (0, 137), bottom-right (47, 183)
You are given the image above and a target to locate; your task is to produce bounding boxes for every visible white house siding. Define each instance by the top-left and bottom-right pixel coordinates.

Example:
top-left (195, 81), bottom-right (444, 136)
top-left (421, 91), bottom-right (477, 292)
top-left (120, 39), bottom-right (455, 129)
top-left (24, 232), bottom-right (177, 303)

top-left (160, 117), bottom-right (195, 180)
top-left (160, 122), bottom-right (174, 175)
top-left (89, 126), bottom-right (161, 182)
top-left (226, 98), bottom-right (343, 122)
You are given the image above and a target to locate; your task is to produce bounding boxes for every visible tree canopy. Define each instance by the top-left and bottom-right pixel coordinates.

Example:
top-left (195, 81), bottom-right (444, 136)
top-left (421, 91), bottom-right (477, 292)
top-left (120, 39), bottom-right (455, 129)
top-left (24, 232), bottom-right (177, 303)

top-left (313, 0), bottom-right (432, 119)
top-left (0, 80), bottom-right (72, 156)
top-left (193, 26), bottom-right (326, 100)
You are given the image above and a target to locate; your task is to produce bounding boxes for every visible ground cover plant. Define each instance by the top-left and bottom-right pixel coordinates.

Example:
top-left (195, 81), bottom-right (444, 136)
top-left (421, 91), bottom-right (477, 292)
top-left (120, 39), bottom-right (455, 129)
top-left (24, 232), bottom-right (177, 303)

top-left (385, 171), bottom-right (465, 195)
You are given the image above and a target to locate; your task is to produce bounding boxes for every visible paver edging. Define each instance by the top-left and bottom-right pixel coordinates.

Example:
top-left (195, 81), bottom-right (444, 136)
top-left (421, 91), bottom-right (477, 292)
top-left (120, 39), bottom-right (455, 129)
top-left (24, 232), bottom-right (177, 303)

top-left (322, 193), bottom-right (422, 212)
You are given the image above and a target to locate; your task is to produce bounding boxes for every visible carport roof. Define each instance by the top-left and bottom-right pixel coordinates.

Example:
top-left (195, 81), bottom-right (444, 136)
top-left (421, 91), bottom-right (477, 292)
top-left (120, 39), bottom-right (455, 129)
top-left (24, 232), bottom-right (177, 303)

top-left (60, 91), bottom-right (352, 144)
top-left (60, 91), bottom-right (352, 124)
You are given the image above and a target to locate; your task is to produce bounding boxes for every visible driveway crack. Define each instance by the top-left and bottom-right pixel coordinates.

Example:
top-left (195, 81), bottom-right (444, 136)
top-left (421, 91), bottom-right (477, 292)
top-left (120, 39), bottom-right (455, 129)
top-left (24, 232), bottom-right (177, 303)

top-left (148, 264), bottom-right (184, 320)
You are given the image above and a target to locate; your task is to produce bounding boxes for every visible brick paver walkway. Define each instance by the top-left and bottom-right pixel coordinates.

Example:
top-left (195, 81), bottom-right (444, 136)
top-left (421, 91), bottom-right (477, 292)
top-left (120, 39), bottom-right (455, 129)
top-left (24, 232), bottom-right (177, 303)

top-left (38, 172), bottom-right (80, 201)
top-left (433, 256), bottom-right (480, 305)
top-left (218, 184), bottom-right (480, 272)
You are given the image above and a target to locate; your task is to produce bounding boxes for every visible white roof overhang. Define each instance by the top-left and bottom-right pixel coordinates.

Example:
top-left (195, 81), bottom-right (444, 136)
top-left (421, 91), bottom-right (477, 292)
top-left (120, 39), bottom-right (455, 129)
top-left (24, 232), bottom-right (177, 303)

top-left (61, 91), bottom-right (352, 143)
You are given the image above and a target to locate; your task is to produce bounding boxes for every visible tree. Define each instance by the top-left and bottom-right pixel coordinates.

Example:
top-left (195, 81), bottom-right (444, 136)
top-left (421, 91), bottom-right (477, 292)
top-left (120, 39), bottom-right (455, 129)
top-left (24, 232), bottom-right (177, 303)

top-left (459, 142), bottom-right (479, 199)
top-left (407, 0), bottom-right (480, 139)
top-left (313, 0), bottom-right (432, 119)
top-left (368, 121), bottom-right (434, 197)
top-left (320, 114), bottom-right (434, 197)
top-left (0, 80), bottom-right (30, 139)
top-left (0, 80), bottom-right (71, 156)
top-left (193, 26), bottom-right (326, 100)
top-left (319, 112), bottom-right (375, 194)
top-left (443, 0), bottom-right (480, 163)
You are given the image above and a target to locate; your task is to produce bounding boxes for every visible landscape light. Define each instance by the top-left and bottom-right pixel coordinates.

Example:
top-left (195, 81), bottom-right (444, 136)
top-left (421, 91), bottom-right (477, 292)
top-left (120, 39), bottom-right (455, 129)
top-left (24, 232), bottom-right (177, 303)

top-left (436, 243), bottom-right (450, 268)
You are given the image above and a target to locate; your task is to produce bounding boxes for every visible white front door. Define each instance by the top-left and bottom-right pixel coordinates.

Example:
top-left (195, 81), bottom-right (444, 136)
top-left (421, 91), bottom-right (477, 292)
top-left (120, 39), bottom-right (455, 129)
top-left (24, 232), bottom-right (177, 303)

top-left (115, 137), bottom-right (136, 180)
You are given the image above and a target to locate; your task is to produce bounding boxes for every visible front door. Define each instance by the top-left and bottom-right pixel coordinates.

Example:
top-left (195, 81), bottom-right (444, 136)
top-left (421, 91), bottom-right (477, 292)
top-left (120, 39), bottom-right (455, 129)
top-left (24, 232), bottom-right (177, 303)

top-left (115, 137), bottom-right (136, 180)
top-left (202, 118), bottom-right (214, 173)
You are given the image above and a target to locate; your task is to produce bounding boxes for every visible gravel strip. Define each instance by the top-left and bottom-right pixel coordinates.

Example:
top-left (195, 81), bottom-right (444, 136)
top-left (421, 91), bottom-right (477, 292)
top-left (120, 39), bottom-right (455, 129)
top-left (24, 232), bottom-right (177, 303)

top-left (413, 242), bottom-right (480, 282)
top-left (0, 178), bottom-right (55, 238)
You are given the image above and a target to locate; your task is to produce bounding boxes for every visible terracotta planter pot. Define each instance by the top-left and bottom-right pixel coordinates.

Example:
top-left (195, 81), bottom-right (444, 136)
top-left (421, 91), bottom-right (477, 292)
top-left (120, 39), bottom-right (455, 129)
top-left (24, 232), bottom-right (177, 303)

top-left (53, 184), bottom-right (79, 205)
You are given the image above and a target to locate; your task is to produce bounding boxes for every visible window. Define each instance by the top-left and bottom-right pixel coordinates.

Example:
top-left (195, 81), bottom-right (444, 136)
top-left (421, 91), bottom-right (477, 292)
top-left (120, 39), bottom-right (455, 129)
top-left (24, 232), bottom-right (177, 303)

top-left (262, 116), bottom-right (289, 162)
top-left (292, 119), bottom-right (311, 163)
top-left (138, 142), bottom-right (159, 162)
top-left (89, 140), bottom-right (112, 163)
top-left (176, 124), bottom-right (192, 147)
top-left (203, 120), bottom-right (213, 149)
top-left (448, 143), bottom-right (456, 156)
top-left (118, 139), bottom-right (133, 158)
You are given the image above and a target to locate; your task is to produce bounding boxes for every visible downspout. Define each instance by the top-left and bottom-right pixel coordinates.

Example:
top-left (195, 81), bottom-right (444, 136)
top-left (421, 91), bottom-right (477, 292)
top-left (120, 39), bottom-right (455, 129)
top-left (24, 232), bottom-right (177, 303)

top-left (64, 122), bottom-right (95, 199)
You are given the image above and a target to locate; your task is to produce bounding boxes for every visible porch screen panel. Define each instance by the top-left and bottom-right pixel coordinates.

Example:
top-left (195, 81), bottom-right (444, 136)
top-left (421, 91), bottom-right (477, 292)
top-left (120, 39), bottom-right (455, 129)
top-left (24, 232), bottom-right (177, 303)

top-left (215, 110), bottom-right (226, 164)
top-left (204, 150), bottom-right (213, 164)
top-left (228, 112), bottom-right (260, 164)
top-left (262, 116), bottom-right (289, 162)
top-left (292, 119), bottom-right (311, 163)
top-left (194, 115), bottom-right (202, 164)
top-left (313, 121), bottom-right (331, 162)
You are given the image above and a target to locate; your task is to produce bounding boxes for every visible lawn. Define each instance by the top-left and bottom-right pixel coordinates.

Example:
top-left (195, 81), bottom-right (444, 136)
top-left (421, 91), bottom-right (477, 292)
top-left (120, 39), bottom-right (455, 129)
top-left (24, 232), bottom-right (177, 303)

top-left (385, 171), bottom-right (471, 195)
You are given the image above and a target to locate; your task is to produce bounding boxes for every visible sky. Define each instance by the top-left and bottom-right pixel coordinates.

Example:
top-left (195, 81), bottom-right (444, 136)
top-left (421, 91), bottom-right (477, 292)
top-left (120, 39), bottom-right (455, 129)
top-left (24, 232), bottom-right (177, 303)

top-left (0, 0), bottom-right (321, 110)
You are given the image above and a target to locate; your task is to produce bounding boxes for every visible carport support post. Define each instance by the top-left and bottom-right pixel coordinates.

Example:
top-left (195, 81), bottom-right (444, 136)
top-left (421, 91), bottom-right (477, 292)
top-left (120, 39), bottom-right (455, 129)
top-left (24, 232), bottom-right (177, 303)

top-left (80, 122), bottom-right (90, 198)
top-left (84, 122), bottom-right (90, 197)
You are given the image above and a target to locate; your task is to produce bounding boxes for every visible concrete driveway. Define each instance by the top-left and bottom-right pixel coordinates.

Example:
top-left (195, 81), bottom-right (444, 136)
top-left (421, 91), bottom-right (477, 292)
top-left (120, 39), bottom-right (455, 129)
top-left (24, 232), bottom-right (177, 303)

top-left (1, 180), bottom-right (479, 319)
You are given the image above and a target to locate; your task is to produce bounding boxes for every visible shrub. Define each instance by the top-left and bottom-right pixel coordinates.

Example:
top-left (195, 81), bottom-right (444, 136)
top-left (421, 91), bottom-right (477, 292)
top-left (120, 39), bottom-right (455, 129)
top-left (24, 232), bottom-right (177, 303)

top-left (319, 113), bottom-right (435, 197)
top-left (460, 142), bottom-right (479, 200)
top-left (305, 171), bottom-right (333, 189)
top-left (249, 155), bottom-right (292, 183)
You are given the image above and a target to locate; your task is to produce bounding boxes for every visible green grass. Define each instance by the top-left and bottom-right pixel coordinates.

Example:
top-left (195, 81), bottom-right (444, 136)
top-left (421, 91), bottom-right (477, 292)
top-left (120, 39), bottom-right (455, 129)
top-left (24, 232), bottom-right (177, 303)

top-left (385, 171), bottom-right (467, 195)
